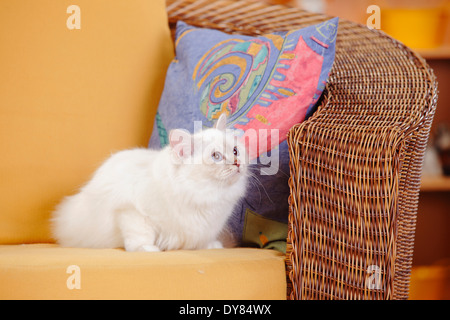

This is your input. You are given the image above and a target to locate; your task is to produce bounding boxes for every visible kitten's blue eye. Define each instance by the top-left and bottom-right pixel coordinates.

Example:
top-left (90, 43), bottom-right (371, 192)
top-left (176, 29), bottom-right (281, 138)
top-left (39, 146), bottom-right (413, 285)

top-left (212, 151), bottom-right (223, 162)
top-left (233, 146), bottom-right (239, 156)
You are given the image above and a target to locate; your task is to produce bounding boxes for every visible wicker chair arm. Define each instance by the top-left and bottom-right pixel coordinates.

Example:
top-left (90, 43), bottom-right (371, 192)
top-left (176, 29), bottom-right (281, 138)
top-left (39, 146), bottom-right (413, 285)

top-left (285, 21), bottom-right (437, 299)
top-left (286, 114), bottom-right (407, 299)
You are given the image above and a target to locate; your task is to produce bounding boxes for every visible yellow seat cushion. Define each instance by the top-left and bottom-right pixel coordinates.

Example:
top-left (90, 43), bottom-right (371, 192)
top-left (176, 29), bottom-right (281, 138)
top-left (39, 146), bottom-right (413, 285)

top-left (0, 244), bottom-right (286, 299)
top-left (0, 0), bottom-right (174, 244)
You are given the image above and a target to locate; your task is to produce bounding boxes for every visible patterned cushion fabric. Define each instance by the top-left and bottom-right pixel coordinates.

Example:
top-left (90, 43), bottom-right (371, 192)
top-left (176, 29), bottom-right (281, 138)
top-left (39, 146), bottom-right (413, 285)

top-left (150, 20), bottom-right (338, 252)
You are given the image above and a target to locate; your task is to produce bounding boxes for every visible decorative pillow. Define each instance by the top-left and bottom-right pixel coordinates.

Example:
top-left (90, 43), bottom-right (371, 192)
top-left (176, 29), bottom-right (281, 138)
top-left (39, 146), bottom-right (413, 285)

top-left (149, 19), bottom-right (338, 252)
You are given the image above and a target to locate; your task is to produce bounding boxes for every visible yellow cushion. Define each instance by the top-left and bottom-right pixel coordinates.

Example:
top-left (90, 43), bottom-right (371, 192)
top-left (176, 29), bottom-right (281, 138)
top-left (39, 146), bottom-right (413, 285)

top-left (0, 0), bottom-right (174, 243)
top-left (0, 245), bottom-right (286, 299)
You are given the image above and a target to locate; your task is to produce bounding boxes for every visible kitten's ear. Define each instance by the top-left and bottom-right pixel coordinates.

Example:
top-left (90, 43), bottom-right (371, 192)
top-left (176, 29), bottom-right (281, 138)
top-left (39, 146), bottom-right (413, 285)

top-left (169, 129), bottom-right (193, 161)
top-left (214, 113), bottom-right (227, 132)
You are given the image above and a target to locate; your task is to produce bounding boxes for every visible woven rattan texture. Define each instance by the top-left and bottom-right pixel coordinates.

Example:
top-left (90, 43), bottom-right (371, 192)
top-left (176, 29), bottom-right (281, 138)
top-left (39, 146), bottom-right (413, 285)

top-left (166, 0), bottom-right (438, 300)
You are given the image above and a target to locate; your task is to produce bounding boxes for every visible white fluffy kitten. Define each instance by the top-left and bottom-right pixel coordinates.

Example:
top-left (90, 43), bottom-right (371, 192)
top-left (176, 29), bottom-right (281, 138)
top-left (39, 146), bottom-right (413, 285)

top-left (52, 114), bottom-right (248, 252)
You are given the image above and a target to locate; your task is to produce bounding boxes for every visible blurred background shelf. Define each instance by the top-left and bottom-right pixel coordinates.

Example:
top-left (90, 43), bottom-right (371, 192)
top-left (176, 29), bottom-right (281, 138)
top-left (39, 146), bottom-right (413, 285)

top-left (417, 46), bottom-right (450, 60)
top-left (421, 175), bottom-right (450, 191)
top-left (410, 264), bottom-right (450, 300)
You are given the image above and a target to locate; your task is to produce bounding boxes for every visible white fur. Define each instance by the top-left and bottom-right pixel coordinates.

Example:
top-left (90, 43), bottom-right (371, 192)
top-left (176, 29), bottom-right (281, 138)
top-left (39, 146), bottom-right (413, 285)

top-left (51, 114), bottom-right (248, 252)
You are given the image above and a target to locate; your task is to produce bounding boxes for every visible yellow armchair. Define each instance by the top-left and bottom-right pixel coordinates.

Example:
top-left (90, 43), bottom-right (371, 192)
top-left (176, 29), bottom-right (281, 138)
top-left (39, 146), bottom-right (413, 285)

top-left (0, 0), bottom-right (437, 300)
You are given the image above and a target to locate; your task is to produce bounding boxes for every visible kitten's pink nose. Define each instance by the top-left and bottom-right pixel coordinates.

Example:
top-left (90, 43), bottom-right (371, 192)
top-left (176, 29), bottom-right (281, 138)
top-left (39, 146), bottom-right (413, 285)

top-left (234, 160), bottom-right (240, 168)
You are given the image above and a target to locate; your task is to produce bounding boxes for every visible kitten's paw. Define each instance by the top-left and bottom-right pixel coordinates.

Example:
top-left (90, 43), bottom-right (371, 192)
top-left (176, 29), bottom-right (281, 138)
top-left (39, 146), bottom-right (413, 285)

top-left (124, 242), bottom-right (160, 252)
top-left (207, 240), bottom-right (223, 249)
top-left (140, 245), bottom-right (161, 252)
